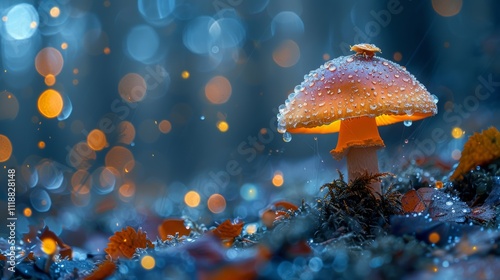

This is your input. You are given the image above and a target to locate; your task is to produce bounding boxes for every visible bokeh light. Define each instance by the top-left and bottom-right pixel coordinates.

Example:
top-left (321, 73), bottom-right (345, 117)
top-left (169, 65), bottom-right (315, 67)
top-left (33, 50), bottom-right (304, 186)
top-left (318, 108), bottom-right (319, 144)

top-left (272, 171), bottom-right (284, 187)
top-left (4, 4), bottom-right (39, 40)
top-left (126, 25), bottom-right (159, 62)
top-left (38, 141), bottom-right (46, 149)
top-left (451, 127), bottom-right (464, 139)
top-left (141, 255), bottom-right (156, 270)
top-left (271, 11), bottom-right (304, 36)
top-left (35, 47), bottom-right (64, 77)
top-left (0, 91), bottom-right (19, 120)
top-left (30, 188), bottom-right (52, 212)
top-left (428, 232), bottom-right (440, 244)
top-left (119, 182), bottom-right (136, 201)
top-left (36, 160), bottom-right (63, 190)
top-left (37, 89), bottom-right (64, 118)
top-left (205, 76), bottom-right (232, 104)
top-left (23, 207), bottom-right (32, 217)
top-left (105, 146), bottom-right (135, 173)
top-left (95, 167), bottom-right (119, 195)
top-left (452, 149), bottom-right (461, 160)
top-left (181, 70), bottom-right (190, 79)
top-left (138, 0), bottom-right (176, 26)
top-left (240, 183), bottom-right (258, 201)
top-left (71, 169), bottom-right (91, 194)
top-left (217, 121), bottom-right (229, 132)
top-left (184, 190), bottom-right (201, 207)
top-left (432, 0), bottom-right (462, 17)
top-left (87, 129), bottom-right (107, 151)
top-left (41, 238), bottom-right (57, 255)
top-left (0, 135), bottom-right (13, 162)
top-left (118, 73), bottom-right (147, 103)
top-left (393, 52), bottom-right (403, 62)
top-left (158, 120), bottom-right (172, 134)
top-left (117, 121), bottom-right (136, 145)
top-left (207, 193), bottom-right (226, 213)
top-left (50, 6), bottom-right (60, 18)
top-left (44, 74), bottom-right (56, 86)
top-left (183, 16), bottom-right (245, 56)
top-left (273, 40), bottom-right (300, 68)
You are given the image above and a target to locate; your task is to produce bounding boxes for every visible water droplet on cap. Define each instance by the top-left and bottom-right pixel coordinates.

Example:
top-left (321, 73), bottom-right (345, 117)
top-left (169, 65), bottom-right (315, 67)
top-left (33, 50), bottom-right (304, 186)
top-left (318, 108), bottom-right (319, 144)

top-left (277, 125), bottom-right (286, 134)
top-left (404, 120), bottom-right (412, 127)
top-left (432, 94), bottom-right (439, 104)
top-left (282, 132), bottom-right (292, 142)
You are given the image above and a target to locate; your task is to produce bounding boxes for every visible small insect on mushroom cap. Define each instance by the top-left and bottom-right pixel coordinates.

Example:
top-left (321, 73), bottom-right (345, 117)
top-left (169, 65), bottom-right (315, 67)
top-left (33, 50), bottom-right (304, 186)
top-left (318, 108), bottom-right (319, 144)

top-left (350, 43), bottom-right (381, 57)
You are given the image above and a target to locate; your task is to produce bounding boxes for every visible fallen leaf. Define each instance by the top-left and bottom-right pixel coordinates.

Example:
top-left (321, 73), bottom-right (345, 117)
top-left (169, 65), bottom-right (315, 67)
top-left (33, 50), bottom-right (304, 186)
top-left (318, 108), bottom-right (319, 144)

top-left (158, 218), bottom-right (191, 241)
top-left (211, 220), bottom-right (244, 246)
top-left (84, 260), bottom-right (116, 280)
top-left (467, 205), bottom-right (496, 224)
top-left (401, 187), bottom-right (436, 213)
top-left (260, 200), bottom-right (298, 228)
top-left (104, 226), bottom-right (154, 259)
top-left (451, 126), bottom-right (500, 180)
top-left (428, 194), bottom-right (469, 222)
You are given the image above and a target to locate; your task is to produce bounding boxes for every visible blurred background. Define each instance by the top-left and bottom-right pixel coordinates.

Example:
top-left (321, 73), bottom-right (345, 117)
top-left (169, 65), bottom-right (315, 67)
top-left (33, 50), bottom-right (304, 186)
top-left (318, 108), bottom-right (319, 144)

top-left (1, 0), bottom-right (499, 251)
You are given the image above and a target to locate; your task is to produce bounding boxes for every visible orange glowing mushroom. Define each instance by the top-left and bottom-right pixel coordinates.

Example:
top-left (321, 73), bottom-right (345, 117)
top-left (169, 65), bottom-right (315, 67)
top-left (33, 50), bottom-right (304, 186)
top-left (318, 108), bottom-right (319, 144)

top-left (277, 43), bottom-right (438, 195)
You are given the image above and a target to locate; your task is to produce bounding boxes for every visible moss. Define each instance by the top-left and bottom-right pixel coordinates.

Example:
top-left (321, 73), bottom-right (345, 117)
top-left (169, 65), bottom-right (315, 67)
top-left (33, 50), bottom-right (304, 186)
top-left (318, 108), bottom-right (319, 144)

top-left (314, 171), bottom-right (402, 243)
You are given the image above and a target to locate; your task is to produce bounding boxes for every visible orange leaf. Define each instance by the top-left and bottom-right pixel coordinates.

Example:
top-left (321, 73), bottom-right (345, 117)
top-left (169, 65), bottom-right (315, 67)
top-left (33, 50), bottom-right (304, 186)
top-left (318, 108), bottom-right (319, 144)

top-left (401, 187), bottom-right (436, 213)
top-left (158, 218), bottom-right (191, 241)
top-left (84, 260), bottom-right (116, 280)
top-left (211, 220), bottom-right (243, 246)
top-left (451, 126), bottom-right (500, 180)
top-left (104, 226), bottom-right (154, 259)
top-left (260, 200), bottom-right (298, 228)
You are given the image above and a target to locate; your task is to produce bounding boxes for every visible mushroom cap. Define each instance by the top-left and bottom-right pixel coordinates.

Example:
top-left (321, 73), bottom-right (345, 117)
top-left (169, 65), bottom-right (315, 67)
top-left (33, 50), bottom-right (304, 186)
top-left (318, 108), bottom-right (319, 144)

top-left (277, 45), bottom-right (438, 134)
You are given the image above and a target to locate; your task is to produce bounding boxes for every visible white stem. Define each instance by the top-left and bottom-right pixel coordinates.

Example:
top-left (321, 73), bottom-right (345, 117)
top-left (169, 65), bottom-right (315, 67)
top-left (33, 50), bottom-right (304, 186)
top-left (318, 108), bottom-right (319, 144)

top-left (347, 146), bottom-right (381, 195)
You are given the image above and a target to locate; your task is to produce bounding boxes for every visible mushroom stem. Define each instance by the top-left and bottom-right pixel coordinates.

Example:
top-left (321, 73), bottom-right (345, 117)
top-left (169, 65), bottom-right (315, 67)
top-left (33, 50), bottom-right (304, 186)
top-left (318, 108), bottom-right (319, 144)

top-left (346, 146), bottom-right (381, 195)
top-left (330, 116), bottom-right (385, 196)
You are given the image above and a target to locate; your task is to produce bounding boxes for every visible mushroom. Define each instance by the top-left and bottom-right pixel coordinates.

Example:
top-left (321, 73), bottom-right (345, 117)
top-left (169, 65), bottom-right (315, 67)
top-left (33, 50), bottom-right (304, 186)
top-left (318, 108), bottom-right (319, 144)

top-left (277, 43), bottom-right (438, 195)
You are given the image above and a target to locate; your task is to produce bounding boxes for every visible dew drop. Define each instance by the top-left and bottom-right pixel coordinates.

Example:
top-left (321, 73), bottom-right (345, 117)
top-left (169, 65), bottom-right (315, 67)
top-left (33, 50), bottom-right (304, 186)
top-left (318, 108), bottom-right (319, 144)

top-left (432, 94), bottom-right (439, 104)
top-left (446, 201), bottom-right (453, 206)
top-left (200, 115), bottom-right (205, 120)
top-left (394, 74), bottom-right (400, 78)
top-left (403, 120), bottom-right (412, 127)
top-left (282, 132), bottom-right (292, 142)
top-left (337, 89), bottom-right (341, 94)
top-left (346, 57), bottom-right (353, 63)
top-left (277, 125), bottom-right (286, 134)
top-left (382, 61), bottom-right (389, 66)
top-left (369, 104), bottom-right (377, 110)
